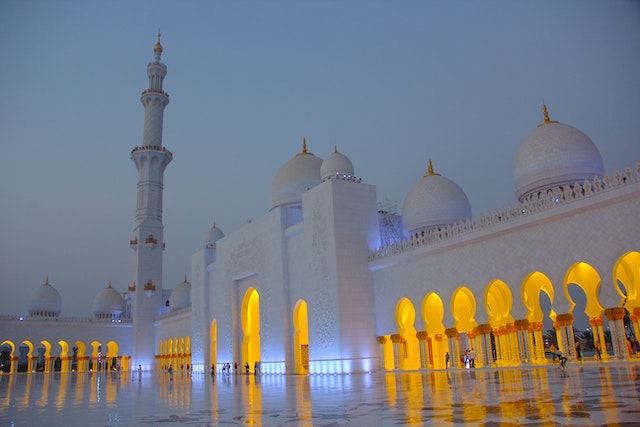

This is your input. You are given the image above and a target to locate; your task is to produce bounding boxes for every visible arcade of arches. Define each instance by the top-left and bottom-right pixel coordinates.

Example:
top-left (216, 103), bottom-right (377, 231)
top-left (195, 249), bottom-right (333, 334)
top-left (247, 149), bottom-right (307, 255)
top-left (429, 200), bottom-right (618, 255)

top-left (378, 252), bottom-right (640, 370)
top-left (157, 336), bottom-right (191, 371)
top-left (0, 339), bottom-right (127, 374)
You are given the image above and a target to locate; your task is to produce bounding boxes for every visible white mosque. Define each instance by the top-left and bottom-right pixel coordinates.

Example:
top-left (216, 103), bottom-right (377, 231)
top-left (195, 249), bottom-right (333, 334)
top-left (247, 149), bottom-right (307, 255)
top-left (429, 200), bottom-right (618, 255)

top-left (1, 36), bottom-right (639, 375)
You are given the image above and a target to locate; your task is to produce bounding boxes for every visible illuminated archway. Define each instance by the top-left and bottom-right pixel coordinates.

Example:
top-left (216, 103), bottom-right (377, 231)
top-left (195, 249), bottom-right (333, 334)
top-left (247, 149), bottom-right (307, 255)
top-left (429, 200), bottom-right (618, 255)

top-left (485, 280), bottom-right (517, 365)
top-left (106, 341), bottom-right (119, 370)
top-left (210, 319), bottom-right (217, 372)
top-left (395, 298), bottom-right (420, 370)
top-left (521, 271), bottom-right (555, 364)
top-left (615, 251), bottom-right (640, 338)
top-left (241, 287), bottom-right (260, 372)
top-left (0, 340), bottom-right (16, 373)
top-left (451, 287), bottom-right (477, 333)
top-left (522, 271), bottom-right (555, 324)
top-left (421, 292), bottom-right (447, 369)
top-left (564, 262), bottom-right (605, 359)
top-left (57, 340), bottom-right (69, 372)
top-left (293, 299), bottom-right (309, 374)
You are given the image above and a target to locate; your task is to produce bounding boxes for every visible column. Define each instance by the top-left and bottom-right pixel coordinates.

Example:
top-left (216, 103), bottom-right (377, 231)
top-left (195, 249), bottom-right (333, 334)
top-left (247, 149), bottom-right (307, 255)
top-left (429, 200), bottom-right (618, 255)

top-left (555, 313), bottom-right (576, 359)
top-left (514, 319), bottom-right (530, 364)
top-left (445, 328), bottom-right (460, 368)
top-left (589, 316), bottom-right (608, 361)
top-left (476, 324), bottom-right (493, 367)
top-left (390, 334), bottom-right (403, 370)
top-left (528, 321), bottom-right (547, 364)
top-left (604, 307), bottom-right (629, 360)
top-left (416, 331), bottom-right (429, 369)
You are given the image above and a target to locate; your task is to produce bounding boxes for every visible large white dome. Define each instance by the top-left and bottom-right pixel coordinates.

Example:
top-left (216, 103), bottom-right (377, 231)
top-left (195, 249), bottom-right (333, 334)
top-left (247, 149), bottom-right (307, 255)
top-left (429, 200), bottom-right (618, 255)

top-left (321, 146), bottom-right (355, 181)
top-left (514, 107), bottom-right (604, 202)
top-left (28, 278), bottom-right (62, 317)
top-left (92, 282), bottom-right (125, 319)
top-left (169, 276), bottom-right (191, 311)
top-left (203, 223), bottom-right (225, 249)
top-left (402, 161), bottom-right (472, 236)
top-left (270, 140), bottom-right (322, 210)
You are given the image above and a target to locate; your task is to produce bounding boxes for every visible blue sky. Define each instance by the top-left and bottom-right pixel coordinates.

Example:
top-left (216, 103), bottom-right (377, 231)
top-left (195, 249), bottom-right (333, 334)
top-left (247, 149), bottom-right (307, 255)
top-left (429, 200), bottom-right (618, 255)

top-left (1, 1), bottom-right (639, 318)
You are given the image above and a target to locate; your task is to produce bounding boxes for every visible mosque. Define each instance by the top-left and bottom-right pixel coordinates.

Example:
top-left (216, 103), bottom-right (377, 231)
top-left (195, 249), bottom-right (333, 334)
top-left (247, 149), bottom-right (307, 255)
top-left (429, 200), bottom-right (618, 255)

top-left (1, 36), bottom-right (639, 375)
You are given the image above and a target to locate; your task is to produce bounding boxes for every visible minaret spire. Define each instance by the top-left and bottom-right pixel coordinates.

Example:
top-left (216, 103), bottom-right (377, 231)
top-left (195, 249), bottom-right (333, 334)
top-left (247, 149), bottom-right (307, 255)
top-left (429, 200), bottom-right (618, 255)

top-left (130, 34), bottom-right (173, 369)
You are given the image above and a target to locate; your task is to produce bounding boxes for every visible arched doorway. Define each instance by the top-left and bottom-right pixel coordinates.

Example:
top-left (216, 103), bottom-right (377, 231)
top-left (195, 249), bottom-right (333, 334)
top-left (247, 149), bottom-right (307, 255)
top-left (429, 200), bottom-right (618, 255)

top-left (293, 299), bottom-right (309, 374)
top-left (451, 287), bottom-right (477, 367)
top-left (485, 280), bottom-right (516, 365)
top-left (241, 287), bottom-right (260, 373)
top-left (421, 292), bottom-right (447, 369)
top-left (394, 298), bottom-right (420, 370)
top-left (210, 319), bottom-right (217, 373)
top-left (522, 271), bottom-right (555, 364)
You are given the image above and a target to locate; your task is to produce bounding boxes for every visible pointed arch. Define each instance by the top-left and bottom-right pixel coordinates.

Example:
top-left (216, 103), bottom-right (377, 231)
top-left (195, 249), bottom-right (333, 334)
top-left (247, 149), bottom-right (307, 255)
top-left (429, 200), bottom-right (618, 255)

top-left (241, 287), bottom-right (260, 371)
top-left (522, 271), bottom-right (555, 324)
top-left (565, 262), bottom-right (604, 318)
top-left (451, 287), bottom-right (477, 332)
top-left (614, 251), bottom-right (640, 310)
top-left (485, 280), bottom-right (514, 329)
top-left (395, 297), bottom-right (420, 370)
top-left (293, 299), bottom-right (309, 374)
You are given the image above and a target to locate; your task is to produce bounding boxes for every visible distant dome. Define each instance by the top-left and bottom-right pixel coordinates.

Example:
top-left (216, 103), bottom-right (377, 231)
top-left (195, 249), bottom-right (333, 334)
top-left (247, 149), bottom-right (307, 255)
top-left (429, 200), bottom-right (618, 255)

top-left (321, 146), bottom-right (355, 181)
top-left (514, 106), bottom-right (604, 202)
top-left (203, 223), bottom-right (225, 249)
top-left (169, 276), bottom-right (191, 311)
top-left (270, 139), bottom-right (322, 210)
top-left (92, 282), bottom-right (125, 319)
top-left (402, 160), bottom-right (472, 236)
top-left (28, 278), bottom-right (62, 318)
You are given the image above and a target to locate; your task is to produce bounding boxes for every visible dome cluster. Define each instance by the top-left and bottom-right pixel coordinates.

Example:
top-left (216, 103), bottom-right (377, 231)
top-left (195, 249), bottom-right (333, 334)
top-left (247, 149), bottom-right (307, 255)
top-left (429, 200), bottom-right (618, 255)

top-left (269, 139), bottom-right (360, 211)
top-left (169, 276), bottom-right (191, 311)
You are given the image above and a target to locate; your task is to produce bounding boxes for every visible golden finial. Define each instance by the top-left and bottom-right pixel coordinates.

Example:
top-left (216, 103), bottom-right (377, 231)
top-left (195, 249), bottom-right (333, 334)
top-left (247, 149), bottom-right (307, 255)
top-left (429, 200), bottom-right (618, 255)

top-left (423, 158), bottom-right (440, 177)
top-left (108, 280), bottom-right (112, 288)
top-left (334, 145), bottom-right (338, 154)
top-left (45, 276), bottom-right (49, 285)
top-left (297, 137), bottom-right (312, 156)
top-left (184, 274), bottom-right (188, 283)
top-left (537, 104), bottom-right (558, 127)
top-left (154, 30), bottom-right (163, 54)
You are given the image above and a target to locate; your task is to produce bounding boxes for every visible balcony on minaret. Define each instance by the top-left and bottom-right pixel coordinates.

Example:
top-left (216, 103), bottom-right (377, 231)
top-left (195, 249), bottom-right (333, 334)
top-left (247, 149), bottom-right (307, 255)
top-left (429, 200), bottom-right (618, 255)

top-left (145, 235), bottom-right (158, 249)
top-left (131, 145), bottom-right (173, 159)
top-left (141, 88), bottom-right (169, 97)
top-left (130, 238), bottom-right (138, 250)
top-left (128, 282), bottom-right (136, 292)
top-left (144, 280), bottom-right (156, 296)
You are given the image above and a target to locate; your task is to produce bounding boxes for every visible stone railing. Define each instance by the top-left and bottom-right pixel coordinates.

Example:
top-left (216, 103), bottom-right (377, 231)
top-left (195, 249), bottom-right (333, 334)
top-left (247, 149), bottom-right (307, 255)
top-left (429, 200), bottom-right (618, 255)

top-left (0, 314), bottom-right (131, 323)
top-left (370, 162), bottom-right (640, 260)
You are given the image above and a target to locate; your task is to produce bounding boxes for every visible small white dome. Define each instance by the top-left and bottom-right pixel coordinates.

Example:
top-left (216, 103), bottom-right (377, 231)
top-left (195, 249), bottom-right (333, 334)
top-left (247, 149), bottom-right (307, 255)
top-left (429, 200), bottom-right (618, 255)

top-left (28, 278), bottom-right (62, 317)
top-left (321, 147), bottom-right (355, 181)
top-left (169, 276), bottom-right (191, 311)
top-left (203, 223), bottom-right (225, 249)
top-left (514, 107), bottom-right (604, 202)
top-left (270, 139), bottom-right (322, 210)
top-left (402, 161), bottom-right (472, 236)
top-left (92, 282), bottom-right (125, 319)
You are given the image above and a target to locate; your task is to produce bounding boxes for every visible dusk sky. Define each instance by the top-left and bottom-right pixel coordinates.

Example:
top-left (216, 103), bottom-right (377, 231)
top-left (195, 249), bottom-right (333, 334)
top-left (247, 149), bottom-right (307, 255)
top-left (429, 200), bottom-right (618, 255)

top-left (1, 1), bottom-right (639, 318)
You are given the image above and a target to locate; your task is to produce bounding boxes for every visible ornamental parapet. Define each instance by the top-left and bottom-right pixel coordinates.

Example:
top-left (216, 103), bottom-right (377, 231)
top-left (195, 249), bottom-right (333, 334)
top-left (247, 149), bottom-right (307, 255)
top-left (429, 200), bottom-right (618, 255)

top-left (444, 327), bottom-right (459, 338)
top-left (369, 162), bottom-right (640, 260)
top-left (377, 336), bottom-right (388, 345)
top-left (555, 313), bottom-right (574, 326)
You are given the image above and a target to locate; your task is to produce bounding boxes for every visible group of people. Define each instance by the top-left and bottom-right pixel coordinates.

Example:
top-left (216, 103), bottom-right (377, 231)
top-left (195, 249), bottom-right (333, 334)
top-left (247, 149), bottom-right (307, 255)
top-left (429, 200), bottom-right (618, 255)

top-left (444, 348), bottom-right (475, 369)
top-left (212, 361), bottom-right (261, 375)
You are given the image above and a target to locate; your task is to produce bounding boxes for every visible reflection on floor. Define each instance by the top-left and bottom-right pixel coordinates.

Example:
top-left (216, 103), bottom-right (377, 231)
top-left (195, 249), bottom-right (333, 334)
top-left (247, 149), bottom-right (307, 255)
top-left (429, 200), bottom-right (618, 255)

top-left (1, 361), bottom-right (639, 426)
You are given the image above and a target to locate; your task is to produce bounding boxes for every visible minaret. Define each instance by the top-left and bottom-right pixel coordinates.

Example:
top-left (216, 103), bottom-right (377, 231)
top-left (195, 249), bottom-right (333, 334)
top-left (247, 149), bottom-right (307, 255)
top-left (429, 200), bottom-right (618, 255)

top-left (130, 32), bottom-right (172, 368)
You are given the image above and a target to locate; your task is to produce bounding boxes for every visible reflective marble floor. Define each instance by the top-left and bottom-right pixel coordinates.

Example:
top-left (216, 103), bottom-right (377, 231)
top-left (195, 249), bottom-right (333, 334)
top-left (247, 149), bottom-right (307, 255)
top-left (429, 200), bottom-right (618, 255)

top-left (1, 361), bottom-right (639, 426)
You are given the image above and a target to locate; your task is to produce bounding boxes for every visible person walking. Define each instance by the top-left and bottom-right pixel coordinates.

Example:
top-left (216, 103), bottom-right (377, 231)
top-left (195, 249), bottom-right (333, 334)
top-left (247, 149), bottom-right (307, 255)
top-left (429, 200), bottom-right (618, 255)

top-left (445, 352), bottom-right (450, 369)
